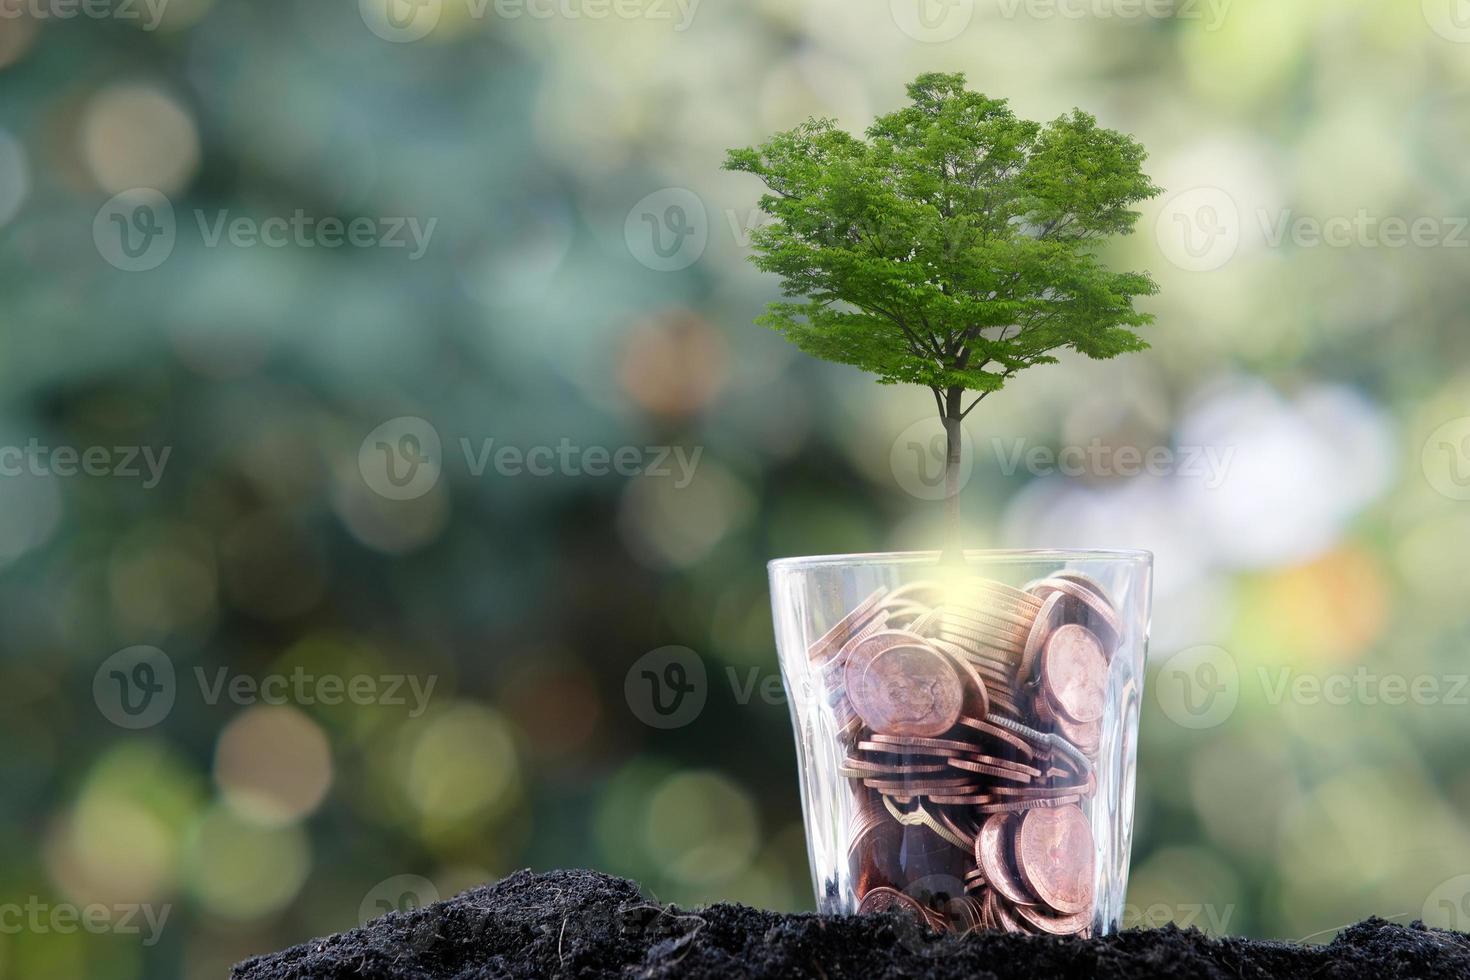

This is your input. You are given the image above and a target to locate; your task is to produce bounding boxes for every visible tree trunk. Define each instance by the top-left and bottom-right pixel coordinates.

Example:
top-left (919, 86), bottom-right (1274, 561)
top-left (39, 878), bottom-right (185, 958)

top-left (941, 386), bottom-right (964, 562)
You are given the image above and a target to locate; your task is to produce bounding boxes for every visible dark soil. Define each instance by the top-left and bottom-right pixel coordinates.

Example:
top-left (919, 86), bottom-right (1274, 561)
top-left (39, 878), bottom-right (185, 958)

top-left (233, 868), bottom-right (1470, 980)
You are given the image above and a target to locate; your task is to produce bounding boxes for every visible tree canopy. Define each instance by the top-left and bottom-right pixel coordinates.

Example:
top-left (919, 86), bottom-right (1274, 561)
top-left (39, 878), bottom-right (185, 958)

top-left (725, 72), bottom-right (1161, 421)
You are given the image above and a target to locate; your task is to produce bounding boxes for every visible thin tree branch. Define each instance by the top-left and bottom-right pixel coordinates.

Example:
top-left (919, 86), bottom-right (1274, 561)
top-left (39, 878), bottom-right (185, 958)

top-left (959, 392), bottom-right (989, 419)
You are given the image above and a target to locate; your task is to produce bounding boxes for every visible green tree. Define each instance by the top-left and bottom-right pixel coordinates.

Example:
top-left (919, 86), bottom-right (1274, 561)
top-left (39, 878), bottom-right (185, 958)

top-left (726, 72), bottom-right (1161, 543)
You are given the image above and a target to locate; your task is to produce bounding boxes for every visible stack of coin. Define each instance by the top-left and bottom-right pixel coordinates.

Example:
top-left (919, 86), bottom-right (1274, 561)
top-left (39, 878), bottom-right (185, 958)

top-left (808, 572), bottom-right (1120, 937)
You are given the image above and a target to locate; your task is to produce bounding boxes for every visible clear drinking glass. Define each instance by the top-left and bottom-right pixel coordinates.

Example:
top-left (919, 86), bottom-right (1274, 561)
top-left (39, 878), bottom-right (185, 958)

top-left (769, 550), bottom-right (1152, 936)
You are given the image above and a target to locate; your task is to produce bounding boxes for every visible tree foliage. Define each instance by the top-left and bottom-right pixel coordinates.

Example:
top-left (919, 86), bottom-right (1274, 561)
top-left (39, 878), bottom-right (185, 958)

top-left (725, 73), bottom-right (1161, 420)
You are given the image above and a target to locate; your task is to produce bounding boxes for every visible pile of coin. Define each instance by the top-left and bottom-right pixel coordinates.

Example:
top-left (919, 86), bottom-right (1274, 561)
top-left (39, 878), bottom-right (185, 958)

top-left (805, 572), bottom-right (1121, 937)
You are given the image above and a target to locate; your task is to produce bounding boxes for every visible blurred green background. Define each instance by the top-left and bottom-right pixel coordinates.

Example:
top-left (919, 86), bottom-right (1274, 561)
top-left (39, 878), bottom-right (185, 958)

top-left (3, 0), bottom-right (1470, 976)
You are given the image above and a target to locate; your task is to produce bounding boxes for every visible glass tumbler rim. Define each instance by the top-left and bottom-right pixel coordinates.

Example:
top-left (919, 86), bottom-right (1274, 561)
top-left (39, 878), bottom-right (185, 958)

top-left (768, 548), bottom-right (1153, 571)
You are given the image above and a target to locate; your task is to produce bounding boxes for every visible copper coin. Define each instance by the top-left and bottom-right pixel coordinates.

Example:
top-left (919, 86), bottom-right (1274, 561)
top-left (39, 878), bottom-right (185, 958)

top-left (940, 603), bottom-right (1038, 635)
top-left (987, 781), bottom-right (1090, 799)
top-left (956, 716), bottom-right (1037, 758)
top-left (937, 620), bottom-right (1026, 653)
top-left (991, 893), bottom-right (1026, 933)
top-left (976, 794), bottom-right (1081, 814)
top-left (1053, 712), bottom-right (1101, 755)
top-left (1017, 591), bottom-right (1066, 686)
top-left (938, 647), bottom-right (991, 721)
top-left (938, 603), bottom-right (1036, 635)
top-left (862, 776), bottom-right (981, 794)
top-left (936, 808), bottom-right (979, 850)
top-left (857, 885), bottom-right (928, 918)
top-left (1050, 571), bottom-right (1114, 607)
top-left (810, 586), bottom-right (887, 662)
top-left (949, 578), bottom-right (1041, 610)
top-left (962, 753), bottom-right (1043, 778)
top-left (822, 611), bottom-right (891, 685)
top-left (946, 757), bottom-right (1034, 783)
top-left (846, 632), bottom-right (964, 738)
top-left (926, 793), bottom-right (1001, 805)
top-left (1040, 624), bottom-right (1107, 725)
top-left (1012, 901), bottom-right (1092, 935)
top-left (1027, 577), bottom-right (1121, 654)
top-left (1014, 804), bottom-right (1095, 916)
top-left (979, 890), bottom-right (998, 929)
top-left (975, 813), bottom-right (1036, 907)
top-left (947, 895), bottom-right (985, 933)
top-left (862, 733), bottom-right (976, 755)
top-left (841, 757), bottom-right (951, 776)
